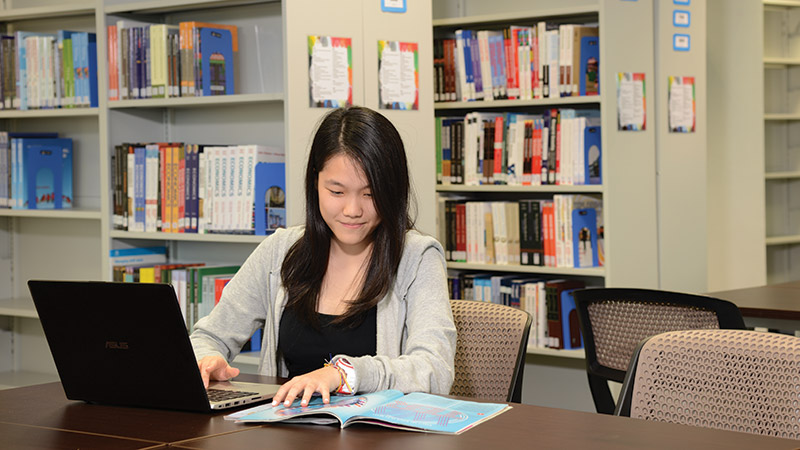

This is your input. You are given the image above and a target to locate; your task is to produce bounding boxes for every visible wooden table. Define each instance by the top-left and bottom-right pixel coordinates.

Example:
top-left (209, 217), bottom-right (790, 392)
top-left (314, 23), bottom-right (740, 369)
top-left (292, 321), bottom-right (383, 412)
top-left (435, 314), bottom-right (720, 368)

top-left (709, 280), bottom-right (800, 321)
top-left (0, 375), bottom-right (796, 449)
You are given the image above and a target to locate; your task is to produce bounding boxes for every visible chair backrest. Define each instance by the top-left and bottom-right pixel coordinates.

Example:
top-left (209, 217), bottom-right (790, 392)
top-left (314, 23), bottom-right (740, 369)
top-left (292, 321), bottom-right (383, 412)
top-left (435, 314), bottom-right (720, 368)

top-left (615, 329), bottom-right (800, 440)
top-left (449, 300), bottom-right (532, 403)
top-left (572, 288), bottom-right (745, 414)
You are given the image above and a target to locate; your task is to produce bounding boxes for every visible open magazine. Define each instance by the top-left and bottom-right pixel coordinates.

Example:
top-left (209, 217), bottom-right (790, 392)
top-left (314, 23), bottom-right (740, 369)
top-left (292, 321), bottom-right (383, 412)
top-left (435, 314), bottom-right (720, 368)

top-left (225, 389), bottom-right (511, 435)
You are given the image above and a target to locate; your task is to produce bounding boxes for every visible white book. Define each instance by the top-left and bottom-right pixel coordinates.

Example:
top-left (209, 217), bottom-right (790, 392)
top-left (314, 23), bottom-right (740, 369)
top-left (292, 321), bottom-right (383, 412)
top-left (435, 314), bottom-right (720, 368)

top-left (241, 144), bottom-right (286, 232)
top-left (144, 144), bottom-right (159, 232)
top-left (492, 201), bottom-right (508, 265)
top-left (224, 146), bottom-right (237, 232)
top-left (506, 201), bottom-right (520, 265)
top-left (521, 27), bottom-right (532, 100)
top-left (233, 145), bottom-right (245, 231)
top-left (553, 195), bottom-right (565, 267)
top-left (210, 146), bottom-right (226, 232)
top-left (454, 29), bottom-right (471, 102)
top-left (547, 29), bottom-right (560, 99)
top-left (563, 195), bottom-right (574, 267)
top-left (537, 22), bottom-right (547, 98)
top-left (537, 281), bottom-right (547, 347)
top-left (477, 30), bottom-right (494, 101)
top-left (463, 113), bottom-right (480, 186)
top-left (523, 282), bottom-right (537, 347)
top-left (575, 117), bottom-right (587, 185)
top-left (198, 150), bottom-right (208, 232)
top-left (127, 149), bottom-right (135, 230)
top-left (479, 202), bottom-right (491, 264)
top-left (465, 202), bottom-right (477, 263)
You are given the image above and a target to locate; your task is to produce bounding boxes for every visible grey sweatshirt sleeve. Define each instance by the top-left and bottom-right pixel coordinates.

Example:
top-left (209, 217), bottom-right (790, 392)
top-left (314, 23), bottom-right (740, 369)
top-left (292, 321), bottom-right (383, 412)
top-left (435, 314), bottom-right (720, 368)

top-left (189, 229), bottom-right (288, 364)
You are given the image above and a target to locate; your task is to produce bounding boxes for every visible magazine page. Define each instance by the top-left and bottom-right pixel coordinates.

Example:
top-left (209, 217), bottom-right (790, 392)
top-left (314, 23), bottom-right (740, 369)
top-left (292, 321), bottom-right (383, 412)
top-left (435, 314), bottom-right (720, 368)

top-left (352, 392), bottom-right (511, 435)
top-left (226, 389), bottom-right (405, 425)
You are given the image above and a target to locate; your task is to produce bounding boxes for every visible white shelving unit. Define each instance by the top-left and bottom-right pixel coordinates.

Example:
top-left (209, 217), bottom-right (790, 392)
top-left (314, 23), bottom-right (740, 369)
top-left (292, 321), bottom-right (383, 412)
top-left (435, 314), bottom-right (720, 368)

top-left (431, 1), bottom-right (660, 366)
top-left (764, 0), bottom-right (800, 283)
top-left (0, 0), bottom-right (436, 389)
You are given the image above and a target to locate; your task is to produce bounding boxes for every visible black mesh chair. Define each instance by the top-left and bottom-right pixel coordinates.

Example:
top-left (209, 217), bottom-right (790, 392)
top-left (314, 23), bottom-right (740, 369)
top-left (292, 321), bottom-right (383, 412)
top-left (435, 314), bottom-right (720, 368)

top-left (449, 300), bottom-right (532, 403)
top-left (572, 288), bottom-right (745, 414)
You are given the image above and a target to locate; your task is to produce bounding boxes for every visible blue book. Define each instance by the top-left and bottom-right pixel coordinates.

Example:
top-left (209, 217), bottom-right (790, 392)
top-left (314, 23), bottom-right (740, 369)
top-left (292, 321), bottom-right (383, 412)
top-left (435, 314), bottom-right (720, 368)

top-left (254, 162), bottom-right (286, 235)
top-left (7, 133), bottom-right (57, 209)
top-left (487, 31), bottom-right (506, 99)
top-left (249, 327), bottom-right (262, 352)
top-left (200, 27), bottom-right (234, 96)
top-left (15, 31), bottom-right (56, 110)
top-left (584, 126), bottom-right (601, 185)
top-left (572, 207), bottom-right (599, 268)
top-left (86, 32), bottom-right (98, 107)
top-left (134, 145), bottom-right (146, 231)
top-left (579, 36), bottom-right (599, 96)
top-left (109, 246), bottom-right (168, 266)
top-left (469, 31), bottom-right (483, 100)
top-left (227, 389), bottom-right (510, 435)
top-left (22, 138), bottom-right (73, 209)
top-left (560, 288), bottom-right (583, 350)
top-left (72, 32), bottom-right (81, 106)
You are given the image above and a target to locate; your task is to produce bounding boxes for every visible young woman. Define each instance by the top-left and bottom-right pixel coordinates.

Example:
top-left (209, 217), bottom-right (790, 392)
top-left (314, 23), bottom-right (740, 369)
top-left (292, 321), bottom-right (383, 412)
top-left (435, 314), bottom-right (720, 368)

top-left (190, 106), bottom-right (456, 408)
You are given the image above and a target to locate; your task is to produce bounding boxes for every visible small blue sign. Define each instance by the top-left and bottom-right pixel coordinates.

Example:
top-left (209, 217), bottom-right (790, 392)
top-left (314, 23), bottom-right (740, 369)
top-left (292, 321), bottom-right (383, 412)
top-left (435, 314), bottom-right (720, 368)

top-left (673, 10), bottom-right (690, 27)
top-left (673, 33), bottom-right (690, 51)
top-left (673, 0), bottom-right (690, 5)
top-left (381, 0), bottom-right (407, 13)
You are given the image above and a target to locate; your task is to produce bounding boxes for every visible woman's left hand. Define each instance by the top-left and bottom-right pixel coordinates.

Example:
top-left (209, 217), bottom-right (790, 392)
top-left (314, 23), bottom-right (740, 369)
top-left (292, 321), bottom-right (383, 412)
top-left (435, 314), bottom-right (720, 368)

top-left (271, 365), bottom-right (342, 407)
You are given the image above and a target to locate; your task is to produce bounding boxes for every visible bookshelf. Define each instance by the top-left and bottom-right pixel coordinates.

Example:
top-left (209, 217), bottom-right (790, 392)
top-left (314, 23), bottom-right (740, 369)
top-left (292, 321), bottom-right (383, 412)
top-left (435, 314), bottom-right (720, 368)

top-left (0, 0), bottom-right (435, 388)
top-left (432, 1), bottom-right (659, 365)
top-left (764, 0), bottom-right (800, 283)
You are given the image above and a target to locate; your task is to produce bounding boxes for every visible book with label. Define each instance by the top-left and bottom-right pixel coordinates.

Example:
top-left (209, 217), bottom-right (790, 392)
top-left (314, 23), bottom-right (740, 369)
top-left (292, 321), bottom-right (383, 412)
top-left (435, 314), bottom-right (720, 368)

top-left (226, 389), bottom-right (510, 435)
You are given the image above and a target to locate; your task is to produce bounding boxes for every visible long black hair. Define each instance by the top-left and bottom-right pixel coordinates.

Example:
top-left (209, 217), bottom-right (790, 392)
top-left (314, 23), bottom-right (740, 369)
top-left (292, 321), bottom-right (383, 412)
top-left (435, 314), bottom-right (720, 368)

top-left (280, 106), bottom-right (414, 327)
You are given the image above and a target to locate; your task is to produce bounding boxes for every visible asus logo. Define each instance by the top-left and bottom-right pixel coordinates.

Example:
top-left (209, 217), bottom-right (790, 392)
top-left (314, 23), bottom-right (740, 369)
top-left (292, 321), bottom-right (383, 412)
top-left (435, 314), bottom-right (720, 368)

top-left (105, 341), bottom-right (129, 350)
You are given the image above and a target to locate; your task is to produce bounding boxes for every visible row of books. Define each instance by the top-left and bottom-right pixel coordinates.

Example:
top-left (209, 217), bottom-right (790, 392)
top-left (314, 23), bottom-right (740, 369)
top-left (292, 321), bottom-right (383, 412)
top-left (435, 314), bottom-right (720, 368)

top-left (112, 142), bottom-right (286, 235)
top-left (436, 109), bottom-right (601, 186)
top-left (0, 132), bottom-right (73, 209)
top-left (433, 22), bottom-right (599, 102)
top-left (107, 20), bottom-right (237, 100)
top-left (0, 30), bottom-right (98, 110)
top-left (447, 274), bottom-right (586, 350)
top-left (439, 195), bottom-right (603, 269)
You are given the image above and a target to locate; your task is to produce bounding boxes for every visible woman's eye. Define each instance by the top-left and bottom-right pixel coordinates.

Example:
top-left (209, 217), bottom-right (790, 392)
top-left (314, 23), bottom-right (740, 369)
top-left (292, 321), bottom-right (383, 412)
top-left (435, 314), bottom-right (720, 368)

top-left (364, 192), bottom-right (373, 198)
top-left (329, 190), bottom-right (343, 196)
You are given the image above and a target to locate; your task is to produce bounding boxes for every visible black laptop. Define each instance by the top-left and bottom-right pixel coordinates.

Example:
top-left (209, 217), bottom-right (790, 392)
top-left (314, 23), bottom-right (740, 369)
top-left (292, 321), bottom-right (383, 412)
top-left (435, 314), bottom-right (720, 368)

top-left (27, 280), bottom-right (280, 412)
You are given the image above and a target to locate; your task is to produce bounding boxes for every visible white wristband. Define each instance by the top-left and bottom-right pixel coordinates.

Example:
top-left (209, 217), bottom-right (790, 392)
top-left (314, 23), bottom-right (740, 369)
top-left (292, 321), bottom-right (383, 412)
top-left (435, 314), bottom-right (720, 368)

top-left (333, 358), bottom-right (356, 395)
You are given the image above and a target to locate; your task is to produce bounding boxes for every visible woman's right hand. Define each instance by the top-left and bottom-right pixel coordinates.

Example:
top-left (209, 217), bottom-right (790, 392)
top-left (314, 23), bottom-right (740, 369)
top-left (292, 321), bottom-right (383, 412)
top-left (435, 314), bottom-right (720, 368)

top-left (197, 355), bottom-right (240, 388)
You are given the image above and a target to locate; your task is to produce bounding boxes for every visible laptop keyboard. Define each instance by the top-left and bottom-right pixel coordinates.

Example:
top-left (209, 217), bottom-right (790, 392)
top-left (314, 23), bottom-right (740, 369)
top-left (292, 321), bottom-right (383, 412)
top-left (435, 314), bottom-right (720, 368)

top-left (207, 389), bottom-right (259, 402)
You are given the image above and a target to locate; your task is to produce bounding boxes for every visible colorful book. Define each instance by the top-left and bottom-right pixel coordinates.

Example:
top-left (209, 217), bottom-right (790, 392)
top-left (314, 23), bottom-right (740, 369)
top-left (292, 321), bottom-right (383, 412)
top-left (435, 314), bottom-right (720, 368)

top-left (226, 390), bottom-right (510, 435)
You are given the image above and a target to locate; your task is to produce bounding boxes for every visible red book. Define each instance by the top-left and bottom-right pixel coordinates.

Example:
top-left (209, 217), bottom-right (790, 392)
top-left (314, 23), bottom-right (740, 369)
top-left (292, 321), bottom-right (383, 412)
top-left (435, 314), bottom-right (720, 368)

top-left (504, 28), bottom-right (517, 100)
top-left (214, 276), bottom-right (233, 305)
top-left (492, 116), bottom-right (505, 183)
top-left (545, 279), bottom-right (585, 349)
top-left (456, 202), bottom-right (467, 262)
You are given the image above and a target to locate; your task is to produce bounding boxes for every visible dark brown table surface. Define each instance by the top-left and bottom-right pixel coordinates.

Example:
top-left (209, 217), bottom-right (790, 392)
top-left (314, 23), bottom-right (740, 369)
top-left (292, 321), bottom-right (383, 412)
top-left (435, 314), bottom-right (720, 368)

top-left (1, 374), bottom-right (798, 449)
top-left (708, 280), bottom-right (800, 320)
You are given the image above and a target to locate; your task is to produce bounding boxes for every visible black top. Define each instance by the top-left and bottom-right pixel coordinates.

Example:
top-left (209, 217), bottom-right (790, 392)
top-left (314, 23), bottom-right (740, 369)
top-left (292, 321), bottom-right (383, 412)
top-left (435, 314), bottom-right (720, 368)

top-left (278, 306), bottom-right (377, 378)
